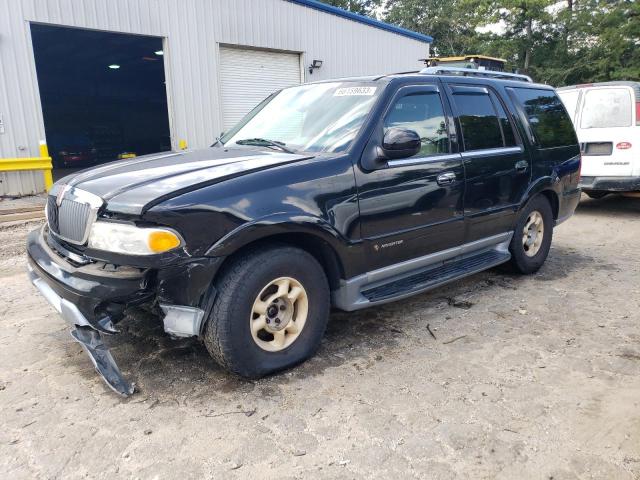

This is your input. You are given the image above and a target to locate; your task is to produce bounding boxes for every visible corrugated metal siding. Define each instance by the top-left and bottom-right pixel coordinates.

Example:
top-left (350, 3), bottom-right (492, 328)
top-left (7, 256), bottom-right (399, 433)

top-left (0, 0), bottom-right (429, 195)
top-left (219, 46), bottom-right (301, 130)
top-left (0, 171), bottom-right (42, 196)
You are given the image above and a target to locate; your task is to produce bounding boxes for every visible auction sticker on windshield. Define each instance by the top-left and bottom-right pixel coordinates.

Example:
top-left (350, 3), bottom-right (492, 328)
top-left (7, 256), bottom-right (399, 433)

top-left (334, 86), bottom-right (377, 96)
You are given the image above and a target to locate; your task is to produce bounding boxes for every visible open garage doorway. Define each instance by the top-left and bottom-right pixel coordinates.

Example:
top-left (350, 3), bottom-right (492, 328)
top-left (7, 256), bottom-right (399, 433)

top-left (30, 24), bottom-right (171, 180)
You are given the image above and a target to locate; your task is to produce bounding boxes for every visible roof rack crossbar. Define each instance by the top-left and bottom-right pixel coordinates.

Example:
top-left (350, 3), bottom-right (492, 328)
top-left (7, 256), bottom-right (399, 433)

top-left (419, 66), bottom-right (532, 83)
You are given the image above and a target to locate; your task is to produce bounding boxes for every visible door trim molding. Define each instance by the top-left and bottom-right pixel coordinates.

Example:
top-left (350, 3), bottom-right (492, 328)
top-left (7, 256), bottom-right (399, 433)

top-left (387, 153), bottom-right (461, 168)
top-left (460, 146), bottom-right (523, 159)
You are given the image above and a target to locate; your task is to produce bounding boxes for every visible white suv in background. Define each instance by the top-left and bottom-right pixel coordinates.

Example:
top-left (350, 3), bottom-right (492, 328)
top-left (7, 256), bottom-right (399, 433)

top-left (558, 82), bottom-right (639, 198)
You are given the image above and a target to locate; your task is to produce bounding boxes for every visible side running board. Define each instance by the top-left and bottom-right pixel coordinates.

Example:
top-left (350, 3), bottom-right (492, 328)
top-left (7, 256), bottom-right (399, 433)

top-left (332, 232), bottom-right (513, 311)
top-left (361, 249), bottom-right (509, 302)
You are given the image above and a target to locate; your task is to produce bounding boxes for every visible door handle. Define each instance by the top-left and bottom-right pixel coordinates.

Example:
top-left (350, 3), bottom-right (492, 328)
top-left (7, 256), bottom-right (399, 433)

top-left (515, 160), bottom-right (529, 172)
top-left (437, 172), bottom-right (456, 186)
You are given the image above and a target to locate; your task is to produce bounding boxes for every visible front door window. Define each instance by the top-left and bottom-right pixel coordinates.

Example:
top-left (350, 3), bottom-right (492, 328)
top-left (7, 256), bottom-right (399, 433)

top-left (384, 92), bottom-right (450, 157)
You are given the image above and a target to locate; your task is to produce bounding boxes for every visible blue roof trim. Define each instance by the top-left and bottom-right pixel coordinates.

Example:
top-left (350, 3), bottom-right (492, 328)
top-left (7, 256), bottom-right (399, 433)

top-left (286, 0), bottom-right (433, 43)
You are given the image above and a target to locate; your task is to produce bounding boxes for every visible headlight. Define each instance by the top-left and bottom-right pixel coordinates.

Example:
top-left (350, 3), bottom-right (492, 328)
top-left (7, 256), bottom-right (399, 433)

top-left (87, 221), bottom-right (183, 255)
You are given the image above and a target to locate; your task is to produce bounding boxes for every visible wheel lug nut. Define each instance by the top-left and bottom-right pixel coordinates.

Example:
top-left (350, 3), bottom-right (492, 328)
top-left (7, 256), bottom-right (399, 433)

top-left (275, 318), bottom-right (280, 324)
top-left (280, 305), bottom-right (286, 311)
top-left (266, 319), bottom-right (271, 324)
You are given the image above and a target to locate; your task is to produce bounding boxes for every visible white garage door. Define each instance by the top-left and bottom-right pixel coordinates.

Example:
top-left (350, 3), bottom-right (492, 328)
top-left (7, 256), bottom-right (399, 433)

top-left (219, 46), bottom-right (302, 131)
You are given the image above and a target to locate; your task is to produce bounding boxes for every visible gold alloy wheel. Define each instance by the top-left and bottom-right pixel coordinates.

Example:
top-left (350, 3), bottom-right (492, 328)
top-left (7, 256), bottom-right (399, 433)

top-left (522, 210), bottom-right (544, 257)
top-left (250, 277), bottom-right (309, 352)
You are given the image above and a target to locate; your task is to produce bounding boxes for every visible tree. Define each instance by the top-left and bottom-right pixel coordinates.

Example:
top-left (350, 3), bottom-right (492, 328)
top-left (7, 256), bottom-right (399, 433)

top-left (320, 0), bottom-right (640, 85)
top-left (463, 0), bottom-right (555, 74)
top-left (382, 0), bottom-right (479, 56)
top-left (320, 0), bottom-right (381, 16)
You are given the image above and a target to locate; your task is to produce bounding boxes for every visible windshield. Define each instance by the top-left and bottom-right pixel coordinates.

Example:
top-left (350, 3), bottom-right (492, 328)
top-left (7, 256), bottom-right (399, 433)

top-left (221, 82), bottom-right (382, 153)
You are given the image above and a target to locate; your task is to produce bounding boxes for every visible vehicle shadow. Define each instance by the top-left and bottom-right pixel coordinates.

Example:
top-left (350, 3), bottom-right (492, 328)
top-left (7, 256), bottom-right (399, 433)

top-left (574, 193), bottom-right (640, 218)
top-left (105, 302), bottom-right (410, 400)
top-left (89, 229), bottom-right (604, 399)
top-left (533, 244), bottom-right (613, 281)
top-left (95, 259), bottom-right (580, 400)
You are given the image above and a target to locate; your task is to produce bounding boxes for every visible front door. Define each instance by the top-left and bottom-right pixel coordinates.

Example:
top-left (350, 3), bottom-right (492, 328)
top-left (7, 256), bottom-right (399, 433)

top-left (446, 83), bottom-right (531, 242)
top-left (355, 82), bottom-right (465, 270)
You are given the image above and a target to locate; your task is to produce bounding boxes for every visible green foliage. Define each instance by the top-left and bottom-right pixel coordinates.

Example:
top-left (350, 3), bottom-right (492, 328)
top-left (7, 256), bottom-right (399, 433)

top-left (383, 0), bottom-right (478, 56)
top-left (319, 0), bottom-right (640, 86)
top-left (319, 0), bottom-right (380, 16)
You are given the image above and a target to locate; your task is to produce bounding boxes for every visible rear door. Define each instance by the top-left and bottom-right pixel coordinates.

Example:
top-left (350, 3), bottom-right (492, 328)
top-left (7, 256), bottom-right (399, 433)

top-left (446, 83), bottom-right (530, 242)
top-left (575, 86), bottom-right (637, 177)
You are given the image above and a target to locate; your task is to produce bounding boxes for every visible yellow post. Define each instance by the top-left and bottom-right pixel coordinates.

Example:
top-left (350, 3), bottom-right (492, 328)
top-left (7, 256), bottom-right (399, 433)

top-left (39, 140), bottom-right (53, 191)
top-left (178, 139), bottom-right (187, 150)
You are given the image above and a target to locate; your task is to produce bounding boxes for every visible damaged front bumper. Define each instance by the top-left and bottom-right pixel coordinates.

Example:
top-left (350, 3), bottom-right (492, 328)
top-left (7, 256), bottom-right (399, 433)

top-left (28, 262), bottom-right (136, 395)
top-left (27, 226), bottom-right (221, 396)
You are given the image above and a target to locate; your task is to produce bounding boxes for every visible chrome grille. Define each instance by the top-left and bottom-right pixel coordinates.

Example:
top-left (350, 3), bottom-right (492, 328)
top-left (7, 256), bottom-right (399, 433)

top-left (46, 195), bottom-right (59, 234)
top-left (57, 199), bottom-right (92, 243)
top-left (46, 187), bottom-right (102, 245)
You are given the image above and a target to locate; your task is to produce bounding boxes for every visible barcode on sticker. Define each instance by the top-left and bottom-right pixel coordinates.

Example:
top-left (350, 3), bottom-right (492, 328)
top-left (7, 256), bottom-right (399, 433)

top-left (334, 86), bottom-right (377, 96)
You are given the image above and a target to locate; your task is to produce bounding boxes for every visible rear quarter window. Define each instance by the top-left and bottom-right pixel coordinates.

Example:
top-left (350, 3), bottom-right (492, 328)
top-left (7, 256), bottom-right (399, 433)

top-left (509, 87), bottom-right (577, 149)
top-left (580, 88), bottom-right (632, 128)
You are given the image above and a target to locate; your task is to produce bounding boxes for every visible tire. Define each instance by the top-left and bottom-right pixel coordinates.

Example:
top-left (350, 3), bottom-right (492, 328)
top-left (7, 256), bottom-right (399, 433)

top-left (204, 245), bottom-right (330, 378)
top-left (506, 195), bottom-right (554, 274)
top-left (585, 190), bottom-right (609, 199)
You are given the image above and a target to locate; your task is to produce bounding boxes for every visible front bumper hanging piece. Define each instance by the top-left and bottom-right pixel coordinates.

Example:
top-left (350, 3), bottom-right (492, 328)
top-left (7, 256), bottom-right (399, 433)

top-left (28, 263), bottom-right (135, 397)
top-left (71, 327), bottom-right (135, 397)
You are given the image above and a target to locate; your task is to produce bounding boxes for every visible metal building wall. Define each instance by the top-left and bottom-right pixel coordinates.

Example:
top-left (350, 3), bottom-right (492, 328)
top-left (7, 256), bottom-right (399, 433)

top-left (0, 0), bottom-right (430, 195)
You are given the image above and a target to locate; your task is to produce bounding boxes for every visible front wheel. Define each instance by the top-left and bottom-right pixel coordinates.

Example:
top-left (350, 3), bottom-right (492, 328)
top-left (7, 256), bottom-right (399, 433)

top-left (507, 195), bottom-right (554, 274)
top-left (204, 245), bottom-right (330, 378)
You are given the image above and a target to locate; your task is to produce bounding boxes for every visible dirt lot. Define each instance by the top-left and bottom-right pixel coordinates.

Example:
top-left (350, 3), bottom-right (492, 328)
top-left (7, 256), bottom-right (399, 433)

top-left (1, 194), bottom-right (639, 479)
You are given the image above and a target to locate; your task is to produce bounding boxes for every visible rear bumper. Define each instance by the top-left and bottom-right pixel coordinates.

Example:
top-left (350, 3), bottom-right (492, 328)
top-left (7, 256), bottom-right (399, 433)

top-left (580, 176), bottom-right (640, 192)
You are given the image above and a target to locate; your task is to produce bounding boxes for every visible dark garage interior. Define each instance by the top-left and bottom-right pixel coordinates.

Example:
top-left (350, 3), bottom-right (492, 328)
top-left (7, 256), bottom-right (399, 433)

top-left (30, 24), bottom-right (171, 178)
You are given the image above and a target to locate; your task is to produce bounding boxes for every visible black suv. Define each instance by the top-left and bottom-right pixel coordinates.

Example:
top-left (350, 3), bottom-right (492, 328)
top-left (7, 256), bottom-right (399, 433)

top-left (27, 70), bottom-right (581, 395)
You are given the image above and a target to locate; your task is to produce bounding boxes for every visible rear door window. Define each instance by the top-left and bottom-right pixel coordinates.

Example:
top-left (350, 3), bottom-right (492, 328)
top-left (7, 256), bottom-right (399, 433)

top-left (489, 91), bottom-right (517, 147)
top-left (508, 87), bottom-right (577, 148)
top-left (580, 88), bottom-right (632, 128)
top-left (451, 87), bottom-right (503, 151)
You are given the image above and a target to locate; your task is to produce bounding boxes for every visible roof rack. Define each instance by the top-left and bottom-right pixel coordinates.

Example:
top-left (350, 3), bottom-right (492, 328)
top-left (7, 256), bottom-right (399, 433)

top-left (420, 66), bottom-right (532, 83)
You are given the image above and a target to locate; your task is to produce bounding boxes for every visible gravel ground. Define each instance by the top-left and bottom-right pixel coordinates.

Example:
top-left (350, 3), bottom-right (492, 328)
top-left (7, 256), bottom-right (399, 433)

top-left (1, 194), bottom-right (639, 479)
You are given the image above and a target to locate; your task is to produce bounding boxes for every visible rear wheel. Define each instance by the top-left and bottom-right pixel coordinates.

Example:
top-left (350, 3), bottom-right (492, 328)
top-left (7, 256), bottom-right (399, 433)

top-left (507, 195), bottom-right (554, 274)
top-left (204, 245), bottom-right (330, 378)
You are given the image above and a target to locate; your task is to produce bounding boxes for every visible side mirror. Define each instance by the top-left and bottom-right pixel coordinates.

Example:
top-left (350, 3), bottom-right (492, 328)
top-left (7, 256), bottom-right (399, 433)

top-left (380, 128), bottom-right (421, 160)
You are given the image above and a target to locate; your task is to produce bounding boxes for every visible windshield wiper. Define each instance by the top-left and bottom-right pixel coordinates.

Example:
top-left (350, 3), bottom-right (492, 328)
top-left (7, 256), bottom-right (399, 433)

top-left (234, 138), bottom-right (297, 154)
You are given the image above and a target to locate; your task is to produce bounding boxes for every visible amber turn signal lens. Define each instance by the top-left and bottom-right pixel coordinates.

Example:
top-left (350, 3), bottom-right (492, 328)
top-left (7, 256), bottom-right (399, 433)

top-left (147, 230), bottom-right (181, 253)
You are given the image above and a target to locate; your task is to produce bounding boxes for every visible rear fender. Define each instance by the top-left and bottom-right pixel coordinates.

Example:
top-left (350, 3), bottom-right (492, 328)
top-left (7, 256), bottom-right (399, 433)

top-left (518, 176), bottom-right (560, 219)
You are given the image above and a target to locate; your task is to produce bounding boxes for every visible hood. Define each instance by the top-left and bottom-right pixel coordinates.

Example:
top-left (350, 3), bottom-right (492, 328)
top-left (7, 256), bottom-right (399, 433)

top-left (60, 147), bottom-right (313, 215)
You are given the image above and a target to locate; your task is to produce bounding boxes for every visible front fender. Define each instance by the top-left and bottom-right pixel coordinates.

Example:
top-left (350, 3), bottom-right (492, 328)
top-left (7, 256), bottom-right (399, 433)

top-left (205, 212), bottom-right (350, 258)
